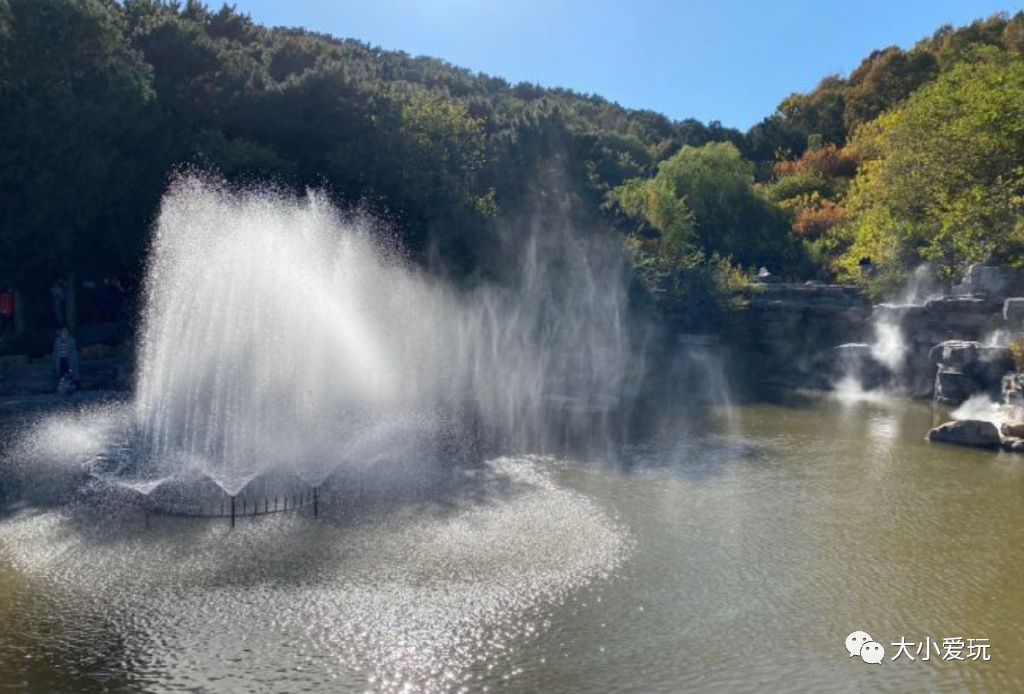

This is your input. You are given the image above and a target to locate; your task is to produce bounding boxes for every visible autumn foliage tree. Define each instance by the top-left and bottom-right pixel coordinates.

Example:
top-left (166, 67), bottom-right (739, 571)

top-left (836, 47), bottom-right (1024, 280)
top-left (843, 47), bottom-right (938, 132)
top-left (768, 142), bottom-right (858, 245)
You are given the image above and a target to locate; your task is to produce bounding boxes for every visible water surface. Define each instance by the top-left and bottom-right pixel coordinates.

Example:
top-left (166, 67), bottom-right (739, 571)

top-left (1, 396), bottom-right (1022, 693)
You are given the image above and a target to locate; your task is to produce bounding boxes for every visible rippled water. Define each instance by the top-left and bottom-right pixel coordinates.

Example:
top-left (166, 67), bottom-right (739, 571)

top-left (2, 397), bottom-right (1024, 693)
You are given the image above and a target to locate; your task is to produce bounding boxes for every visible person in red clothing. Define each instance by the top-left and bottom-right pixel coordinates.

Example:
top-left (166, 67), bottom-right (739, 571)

top-left (0, 288), bottom-right (14, 334)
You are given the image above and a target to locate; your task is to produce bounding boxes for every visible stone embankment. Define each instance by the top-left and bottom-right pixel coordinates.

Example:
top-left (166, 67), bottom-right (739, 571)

top-left (0, 342), bottom-right (133, 396)
top-left (734, 275), bottom-right (1019, 397)
top-left (733, 265), bottom-right (1024, 454)
top-left (930, 340), bottom-right (1012, 406)
top-left (731, 283), bottom-right (872, 392)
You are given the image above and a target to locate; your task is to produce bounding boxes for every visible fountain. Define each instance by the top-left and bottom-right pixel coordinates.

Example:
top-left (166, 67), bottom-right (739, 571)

top-left (0, 174), bottom-right (640, 692)
top-left (9, 175), bottom-right (636, 518)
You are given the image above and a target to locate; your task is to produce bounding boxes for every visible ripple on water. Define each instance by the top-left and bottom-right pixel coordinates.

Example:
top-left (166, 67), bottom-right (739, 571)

top-left (0, 456), bottom-right (627, 693)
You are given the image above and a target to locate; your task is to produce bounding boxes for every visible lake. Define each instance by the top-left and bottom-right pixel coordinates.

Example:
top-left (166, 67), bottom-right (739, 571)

top-left (1, 395), bottom-right (1021, 693)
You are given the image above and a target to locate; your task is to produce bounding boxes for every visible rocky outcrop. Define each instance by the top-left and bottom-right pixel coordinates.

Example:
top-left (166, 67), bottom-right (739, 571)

top-left (1004, 298), bottom-right (1024, 329)
top-left (929, 340), bottom-right (1012, 406)
top-left (834, 343), bottom-right (888, 390)
top-left (874, 297), bottom-right (1002, 349)
top-left (828, 298), bottom-right (1008, 398)
top-left (921, 297), bottom-right (1001, 334)
top-left (716, 266), bottom-right (1024, 398)
top-left (953, 265), bottom-right (1024, 299)
top-left (927, 419), bottom-right (1002, 449)
top-left (1004, 373), bottom-right (1024, 413)
top-left (733, 284), bottom-right (872, 391)
top-left (1001, 421), bottom-right (1024, 438)
top-left (933, 369), bottom-right (981, 406)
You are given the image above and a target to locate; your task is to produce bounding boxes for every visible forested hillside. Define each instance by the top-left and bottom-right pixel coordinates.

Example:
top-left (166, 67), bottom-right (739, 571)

top-left (1, 0), bottom-right (1023, 327)
top-left (753, 12), bottom-right (1024, 292)
top-left (0, 0), bottom-right (743, 292)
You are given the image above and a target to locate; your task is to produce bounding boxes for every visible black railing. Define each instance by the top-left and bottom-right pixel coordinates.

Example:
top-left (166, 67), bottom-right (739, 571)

top-left (144, 485), bottom-right (321, 527)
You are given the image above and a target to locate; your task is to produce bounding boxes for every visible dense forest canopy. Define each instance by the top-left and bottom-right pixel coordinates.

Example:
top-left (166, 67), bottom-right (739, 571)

top-left (1, 0), bottom-right (1023, 328)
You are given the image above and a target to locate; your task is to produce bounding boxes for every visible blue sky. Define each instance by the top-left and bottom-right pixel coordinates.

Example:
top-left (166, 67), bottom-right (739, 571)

top-left (235, 0), bottom-right (1020, 130)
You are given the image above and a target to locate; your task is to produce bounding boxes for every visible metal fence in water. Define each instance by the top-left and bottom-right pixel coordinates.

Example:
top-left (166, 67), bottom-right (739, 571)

top-left (145, 486), bottom-right (321, 527)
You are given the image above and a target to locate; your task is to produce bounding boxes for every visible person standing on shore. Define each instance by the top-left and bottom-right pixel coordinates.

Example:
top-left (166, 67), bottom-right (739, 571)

top-left (52, 326), bottom-right (80, 394)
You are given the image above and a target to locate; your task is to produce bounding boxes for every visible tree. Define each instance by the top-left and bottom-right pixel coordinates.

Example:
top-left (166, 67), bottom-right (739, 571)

top-left (838, 47), bottom-right (1024, 279)
top-left (768, 142), bottom-right (859, 245)
top-left (0, 0), bottom-right (160, 294)
top-left (775, 76), bottom-right (848, 147)
top-left (394, 91), bottom-right (491, 212)
top-left (612, 142), bottom-right (797, 271)
top-left (843, 47), bottom-right (938, 132)
top-left (1003, 12), bottom-right (1024, 54)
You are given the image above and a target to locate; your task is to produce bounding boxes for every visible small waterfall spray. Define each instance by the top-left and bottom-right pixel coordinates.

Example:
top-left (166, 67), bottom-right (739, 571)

top-left (835, 265), bottom-right (940, 398)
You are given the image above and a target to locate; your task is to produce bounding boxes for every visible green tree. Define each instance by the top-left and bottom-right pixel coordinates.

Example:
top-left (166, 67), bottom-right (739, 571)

top-left (395, 90), bottom-right (492, 214)
top-left (613, 142), bottom-right (793, 268)
top-left (0, 0), bottom-right (159, 293)
top-left (775, 76), bottom-right (847, 147)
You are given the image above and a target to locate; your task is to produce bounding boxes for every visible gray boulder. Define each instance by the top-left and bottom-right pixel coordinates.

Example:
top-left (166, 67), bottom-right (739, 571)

top-left (929, 340), bottom-right (1014, 405)
top-left (929, 340), bottom-right (979, 367)
top-left (952, 265), bottom-right (1024, 300)
top-left (934, 368), bottom-right (981, 406)
top-left (1004, 373), bottom-right (1024, 409)
top-left (976, 346), bottom-right (1014, 383)
top-left (1004, 297), bottom-right (1024, 328)
top-left (927, 419), bottom-right (1002, 449)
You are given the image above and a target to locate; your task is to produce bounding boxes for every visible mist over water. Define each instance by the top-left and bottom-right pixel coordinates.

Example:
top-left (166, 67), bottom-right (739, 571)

top-left (79, 175), bottom-right (637, 495)
top-left (868, 319), bottom-right (907, 374)
top-left (835, 265), bottom-right (941, 399)
top-left (867, 267), bottom-right (940, 380)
